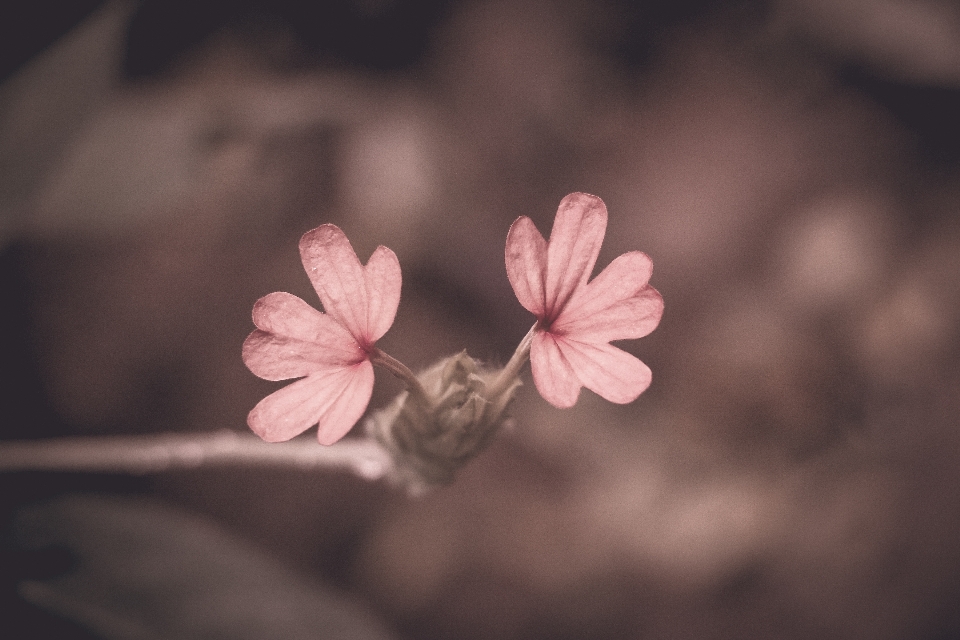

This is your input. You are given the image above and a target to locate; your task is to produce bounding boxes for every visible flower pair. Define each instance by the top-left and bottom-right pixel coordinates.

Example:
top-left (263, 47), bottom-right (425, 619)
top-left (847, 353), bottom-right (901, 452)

top-left (242, 193), bottom-right (664, 446)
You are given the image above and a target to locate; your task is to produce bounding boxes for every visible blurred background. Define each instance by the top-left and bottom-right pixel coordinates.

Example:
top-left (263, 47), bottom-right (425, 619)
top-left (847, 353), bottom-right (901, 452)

top-left (2, 0), bottom-right (960, 638)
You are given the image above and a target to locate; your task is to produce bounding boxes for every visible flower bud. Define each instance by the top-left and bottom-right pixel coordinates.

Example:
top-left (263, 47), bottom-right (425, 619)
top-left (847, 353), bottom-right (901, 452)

top-left (365, 351), bottom-right (521, 493)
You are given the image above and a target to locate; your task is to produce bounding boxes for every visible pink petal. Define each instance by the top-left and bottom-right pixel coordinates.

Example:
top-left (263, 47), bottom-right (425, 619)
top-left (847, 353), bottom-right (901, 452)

top-left (314, 362), bottom-right (376, 445)
top-left (363, 245), bottom-right (402, 342)
top-left (299, 225), bottom-right (401, 346)
top-left (252, 291), bottom-right (359, 344)
top-left (299, 225), bottom-right (365, 337)
top-left (247, 360), bottom-right (374, 444)
top-left (244, 292), bottom-right (364, 380)
top-left (530, 332), bottom-right (582, 408)
top-left (242, 330), bottom-right (364, 381)
top-left (505, 216), bottom-right (548, 317)
top-left (554, 252), bottom-right (664, 342)
top-left (555, 338), bottom-right (652, 404)
top-left (544, 193), bottom-right (607, 321)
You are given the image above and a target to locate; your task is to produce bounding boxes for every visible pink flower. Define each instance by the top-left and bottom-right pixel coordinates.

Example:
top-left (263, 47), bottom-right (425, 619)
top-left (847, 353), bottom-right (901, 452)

top-left (505, 192), bottom-right (664, 408)
top-left (242, 224), bottom-right (401, 445)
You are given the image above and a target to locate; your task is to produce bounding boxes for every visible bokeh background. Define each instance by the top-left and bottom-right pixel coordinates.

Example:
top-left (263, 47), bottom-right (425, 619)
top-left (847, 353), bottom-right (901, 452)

top-left (3, 0), bottom-right (960, 638)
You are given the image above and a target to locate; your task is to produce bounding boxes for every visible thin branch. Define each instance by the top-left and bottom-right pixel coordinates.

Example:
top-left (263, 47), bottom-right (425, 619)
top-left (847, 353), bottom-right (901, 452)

top-left (486, 322), bottom-right (535, 399)
top-left (0, 431), bottom-right (393, 480)
top-left (369, 348), bottom-right (433, 407)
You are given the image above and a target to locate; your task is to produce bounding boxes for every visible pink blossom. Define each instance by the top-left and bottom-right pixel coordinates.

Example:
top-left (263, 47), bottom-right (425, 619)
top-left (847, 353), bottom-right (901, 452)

top-left (505, 192), bottom-right (664, 408)
top-left (242, 225), bottom-right (401, 445)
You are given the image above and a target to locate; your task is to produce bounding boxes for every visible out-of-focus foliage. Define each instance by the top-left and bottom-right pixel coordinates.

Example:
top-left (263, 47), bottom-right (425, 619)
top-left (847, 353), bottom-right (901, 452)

top-left (14, 494), bottom-right (398, 640)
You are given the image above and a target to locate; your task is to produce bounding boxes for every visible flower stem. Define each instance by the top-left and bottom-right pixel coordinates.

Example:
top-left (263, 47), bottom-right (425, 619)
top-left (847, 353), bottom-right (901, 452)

top-left (369, 348), bottom-right (433, 406)
top-left (0, 431), bottom-right (393, 479)
top-left (486, 322), bottom-right (536, 399)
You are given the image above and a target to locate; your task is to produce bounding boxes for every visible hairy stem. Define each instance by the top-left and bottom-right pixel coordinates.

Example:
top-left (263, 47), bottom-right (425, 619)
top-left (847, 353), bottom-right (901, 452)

top-left (0, 431), bottom-right (393, 479)
top-left (486, 322), bottom-right (536, 399)
top-left (370, 348), bottom-right (433, 407)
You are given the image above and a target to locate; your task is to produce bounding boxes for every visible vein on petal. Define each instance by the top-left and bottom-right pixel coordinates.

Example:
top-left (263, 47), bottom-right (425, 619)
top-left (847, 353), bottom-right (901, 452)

top-left (555, 252), bottom-right (663, 342)
top-left (505, 216), bottom-right (548, 317)
top-left (555, 338), bottom-right (651, 404)
top-left (544, 193), bottom-right (607, 322)
top-left (299, 225), bottom-right (368, 343)
top-left (242, 331), bottom-right (364, 381)
top-left (253, 292), bottom-right (336, 341)
top-left (363, 245), bottom-right (402, 344)
top-left (530, 332), bottom-right (581, 408)
top-left (315, 361), bottom-right (375, 445)
top-left (248, 368), bottom-right (354, 442)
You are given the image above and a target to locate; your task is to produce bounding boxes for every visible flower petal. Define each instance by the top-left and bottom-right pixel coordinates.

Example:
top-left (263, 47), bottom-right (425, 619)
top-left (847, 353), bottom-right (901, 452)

top-left (556, 338), bottom-right (652, 404)
top-left (247, 361), bottom-right (374, 444)
top-left (554, 252), bottom-right (664, 342)
top-left (544, 193), bottom-right (607, 320)
top-left (314, 361), bottom-right (376, 445)
top-left (242, 330), bottom-right (363, 381)
top-left (505, 216), bottom-right (548, 317)
top-left (363, 245), bottom-right (402, 342)
top-left (530, 332), bottom-right (581, 408)
top-left (300, 224), bottom-right (400, 346)
top-left (251, 291), bottom-right (357, 343)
